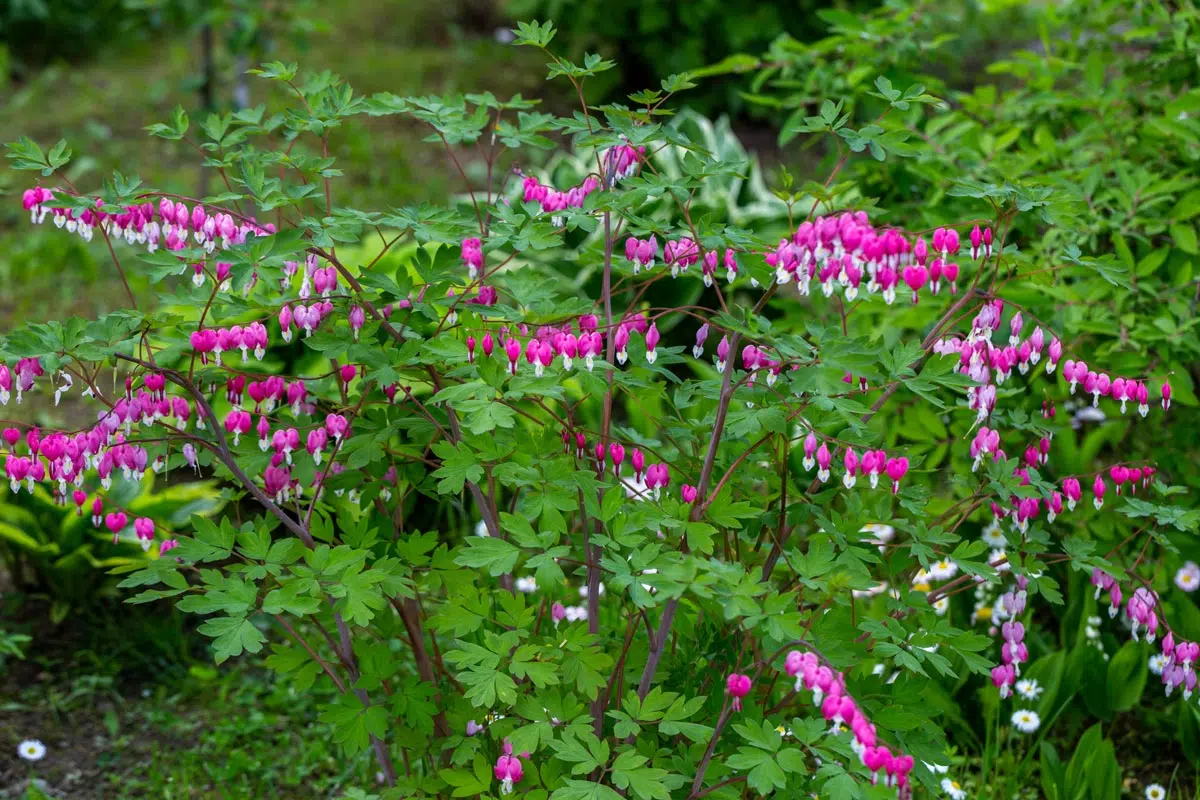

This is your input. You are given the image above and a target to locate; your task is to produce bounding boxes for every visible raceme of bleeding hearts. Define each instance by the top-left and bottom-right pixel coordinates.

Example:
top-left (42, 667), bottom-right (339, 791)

top-left (3, 22), bottom-right (1191, 800)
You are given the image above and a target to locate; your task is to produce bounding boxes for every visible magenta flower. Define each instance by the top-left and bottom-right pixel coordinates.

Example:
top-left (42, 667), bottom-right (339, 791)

top-left (816, 443), bottom-right (832, 483)
top-left (631, 448), bottom-right (646, 481)
top-left (725, 673), bottom-right (752, 711)
top-left (609, 442), bottom-right (625, 476)
top-left (842, 448), bottom-right (859, 489)
top-left (802, 432), bottom-right (818, 472)
top-left (885, 457), bottom-right (909, 494)
top-left (493, 753), bottom-right (523, 795)
top-left (645, 323), bottom-right (661, 365)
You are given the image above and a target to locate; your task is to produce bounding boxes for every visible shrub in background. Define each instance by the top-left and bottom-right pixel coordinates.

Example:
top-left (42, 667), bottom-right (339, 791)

top-left (0, 473), bottom-right (226, 623)
top-left (501, 0), bottom-right (879, 114)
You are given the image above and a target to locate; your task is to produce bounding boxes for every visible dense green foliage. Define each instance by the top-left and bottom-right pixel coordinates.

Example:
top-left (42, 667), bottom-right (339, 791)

top-left (500, 0), bottom-right (878, 113)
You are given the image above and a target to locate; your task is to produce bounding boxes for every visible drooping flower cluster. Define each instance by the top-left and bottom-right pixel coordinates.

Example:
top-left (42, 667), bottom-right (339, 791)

top-left (521, 174), bottom-right (601, 222)
top-left (23, 188), bottom-right (275, 253)
top-left (765, 217), bottom-right (979, 304)
top-left (783, 650), bottom-right (915, 790)
top-left (990, 578), bottom-right (1029, 698)
top-left (800, 432), bottom-right (910, 494)
top-left (189, 323), bottom-right (271, 364)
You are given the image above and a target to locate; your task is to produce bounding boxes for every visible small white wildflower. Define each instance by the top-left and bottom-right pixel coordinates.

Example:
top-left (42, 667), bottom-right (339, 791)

top-left (924, 762), bottom-right (949, 774)
top-left (515, 576), bottom-right (538, 593)
top-left (861, 523), bottom-right (895, 550)
top-left (623, 475), bottom-right (651, 501)
top-left (941, 777), bottom-right (967, 800)
top-left (1145, 784), bottom-right (1166, 800)
top-left (929, 559), bottom-right (959, 581)
top-left (1174, 562), bottom-right (1200, 593)
top-left (1149, 654), bottom-right (1167, 675)
top-left (852, 581), bottom-right (889, 599)
top-left (981, 526), bottom-right (1008, 548)
top-left (563, 605), bottom-right (588, 622)
top-left (579, 582), bottom-right (605, 598)
top-left (1015, 678), bottom-right (1043, 701)
top-left (990, 549), bottom-right (1011, 573)
top-left (18, 739), bottom-right (46, 761)
top-left (1011, 709), bottom-right (1041, 734)
top-left (932, 597), bottom-right (949, 615)
top-left (475, 520), bottom-right (490, 537)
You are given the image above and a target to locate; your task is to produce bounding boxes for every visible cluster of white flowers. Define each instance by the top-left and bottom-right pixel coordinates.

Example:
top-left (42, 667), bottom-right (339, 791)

top-left (1084, 615), bottom-right (1107, 658)
top-left (971, 582), bottom-right (996, 628)
top-left (562, 605), bottom-right (588, 622)
top-left (578, 583), bottom-right (605, 599)
top-left (909, 559), bottom-right (959, 617)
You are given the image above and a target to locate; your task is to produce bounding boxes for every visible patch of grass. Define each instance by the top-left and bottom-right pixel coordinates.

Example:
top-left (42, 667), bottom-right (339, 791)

top-left (0, 0), bottom-right (555, 329)
top-left (0, 633), bottom-right (359, 799)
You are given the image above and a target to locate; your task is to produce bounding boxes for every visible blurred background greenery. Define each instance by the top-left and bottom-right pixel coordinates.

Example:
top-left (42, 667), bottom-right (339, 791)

top-left (2, 0), bottom-right (1199, 796)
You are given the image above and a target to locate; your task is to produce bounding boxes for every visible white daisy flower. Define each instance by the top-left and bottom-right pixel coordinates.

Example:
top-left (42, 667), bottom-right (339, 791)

top-left (861, 523), bottom-right (895, 550)
top-left (1149, 654), bottom-right (1167, 675)
top-left (941, 777), bottom-right (967, 800)
top-left (932, 597), bottom-right (949, 615)
top-left (1011, 709), bottom-right (1041, 733)
top-left (1145, 784), bottom-right (1166, 800)
top-left (852, 581), bottom-right (889, 599)
top-left (981, 527), bottom-right (1008, 548)
top-left (912, 568), bottom-right (932, 586)
top-left (990, 549), bottom-right (1011, 573)
top-left (623, 475), bottom-right (651, 501)
top-left (18, 739), bottom-right (46, 761)
top-left (929, 559), bottom-right (959, 581)
top-left (1015, 679), bottom-right (1042, 700)
top-left (515, 576), bottom-right (537, 593)
top-left (1174, 562), bottom-right (1200, 593)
